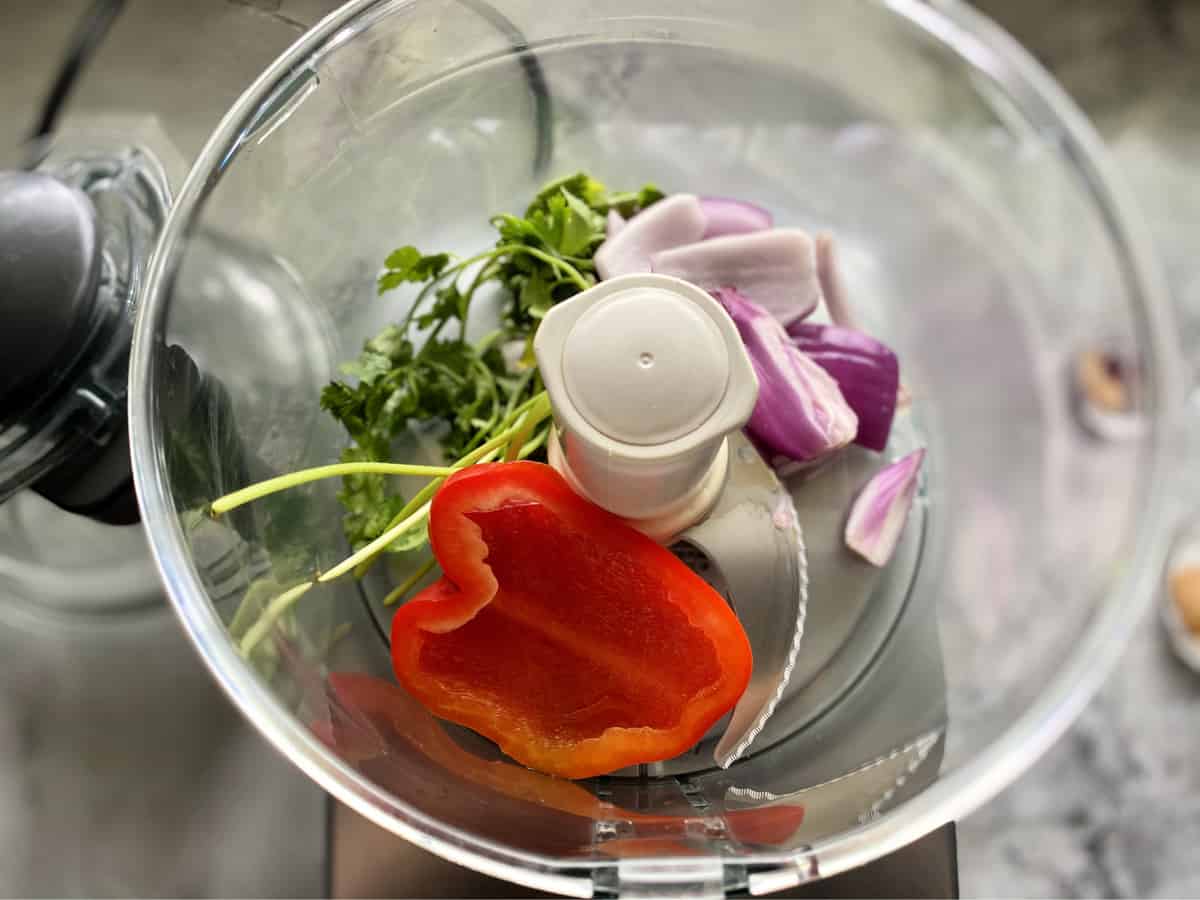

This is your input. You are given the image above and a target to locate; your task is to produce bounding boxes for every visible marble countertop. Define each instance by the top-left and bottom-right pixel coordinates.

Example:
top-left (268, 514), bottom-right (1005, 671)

top-left (960, 2), bottom-right (1200, 895)
top-left (1, 1), bottom-right (1198, 896)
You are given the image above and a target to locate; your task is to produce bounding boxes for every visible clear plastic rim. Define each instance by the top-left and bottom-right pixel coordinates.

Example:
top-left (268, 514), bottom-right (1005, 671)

top-left (128, 0), bottom-right (1182, 893)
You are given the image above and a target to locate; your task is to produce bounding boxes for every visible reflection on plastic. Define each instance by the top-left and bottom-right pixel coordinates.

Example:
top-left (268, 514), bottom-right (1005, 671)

top-left (319, 672), bottom-right (606, 819)
top-left (313, 672), bottom-right (808, 856)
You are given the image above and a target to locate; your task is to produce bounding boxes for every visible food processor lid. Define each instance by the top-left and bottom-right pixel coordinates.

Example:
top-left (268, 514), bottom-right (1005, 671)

top-left (0, 148), bottom-right (171, 523)
top-left (0, 0), bottom-right (173, 524)
top-left (0, 171), bottom-right (101, 415)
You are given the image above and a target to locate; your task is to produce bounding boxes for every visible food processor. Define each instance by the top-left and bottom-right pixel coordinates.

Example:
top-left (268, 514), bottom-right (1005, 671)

top-left (0, 0), bottom-right (1183, 895)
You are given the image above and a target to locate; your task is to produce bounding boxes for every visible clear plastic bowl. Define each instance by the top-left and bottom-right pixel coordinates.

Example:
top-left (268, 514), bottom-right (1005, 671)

top-left (128, 0), bottom-right (1181, 894)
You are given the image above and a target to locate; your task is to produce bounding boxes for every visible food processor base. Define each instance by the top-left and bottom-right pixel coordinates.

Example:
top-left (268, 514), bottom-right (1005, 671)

top-left (327, 800), bottom-right (958, 899)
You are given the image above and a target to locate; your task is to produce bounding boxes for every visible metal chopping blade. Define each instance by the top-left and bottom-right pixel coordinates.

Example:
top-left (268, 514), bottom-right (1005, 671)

top-left (723, 729), bottom-right (944, 833)
top-left (680, 432), bottom-right (808, 768)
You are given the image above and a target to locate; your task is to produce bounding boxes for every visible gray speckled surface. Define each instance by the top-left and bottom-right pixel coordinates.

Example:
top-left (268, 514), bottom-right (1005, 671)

top-left (959, 614), bottom-right (1200, 897)
top-left (0, 607), bottom-right (325, 897)
top-left (961, 2), bottom-right (1200, 896)
top-left (2, 1), bottom-right (1199, 897)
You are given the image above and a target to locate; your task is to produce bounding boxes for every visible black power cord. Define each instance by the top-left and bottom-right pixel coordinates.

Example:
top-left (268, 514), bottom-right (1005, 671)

top-left (24, 0), bottom-right (126, 167)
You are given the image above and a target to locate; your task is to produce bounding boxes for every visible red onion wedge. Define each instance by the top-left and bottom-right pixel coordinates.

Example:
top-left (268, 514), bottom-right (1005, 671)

top-left (606, 208), bottom-right (626, 237)
top-left (845, 449), bottom-right (925, 567)
top-left (653, 229), bottom-right (821, 325)
top-left (786, 321), bottom-right (899, 452)
top-left (700, 196), bottom-right (773, 238)
top-left (594, 193), bottom-right (706, 280)
top-left (716, 288), bottom-right (857, 464)
top-left (815, 233), bottom-right (855, 327)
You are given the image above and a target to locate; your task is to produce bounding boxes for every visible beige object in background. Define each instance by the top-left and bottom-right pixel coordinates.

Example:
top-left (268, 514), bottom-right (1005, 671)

top-left (1169, 565), bottom-right (1200, 635)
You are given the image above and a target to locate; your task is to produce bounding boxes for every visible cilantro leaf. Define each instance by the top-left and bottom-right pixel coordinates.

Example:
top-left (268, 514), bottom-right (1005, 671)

top-left (556, 192), bottom-right (600, 257)
top-left (519, 267), bottom-right (555, 321)
top-left (416, 284), bottom-right (465, 329)
top-left (378, 247), bottom-right (450, 295)
top-left (525, 172), bottom-right (608, 217)
top-left (338, 351), bottom-right (392, 385)
top-left (364, 324), bottom-right (413, 363)
top-left (326, 172), bottom-right (668, 551)
top-left (490, 213), bottom-right (540, 245)
top-left (604, 184), bottom-right (666, 218)
top-left (335, 446), bottom-right (409, 551)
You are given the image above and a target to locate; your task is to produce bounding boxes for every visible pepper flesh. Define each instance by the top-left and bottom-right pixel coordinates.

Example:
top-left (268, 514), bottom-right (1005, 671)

top-left (390, 461), bottom-right (753, 779)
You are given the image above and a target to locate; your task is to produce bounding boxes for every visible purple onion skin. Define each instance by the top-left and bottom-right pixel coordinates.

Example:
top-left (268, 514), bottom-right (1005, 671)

top-left (786, 321), bottom-right (899, 453)
top-left (700, 197), bottom-right (773, 238)
top-left (606, 209), bottom-right (626, 237)
top-left (845, 449), bottom-right (925, 567)
top-left (716, 288), bottom-right (858, 464)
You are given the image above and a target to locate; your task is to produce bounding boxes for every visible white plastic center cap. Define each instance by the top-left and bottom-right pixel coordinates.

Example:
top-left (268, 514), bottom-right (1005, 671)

top-left (561, 287), bottom-right (730, 445)
top-left (534, 273), bottom-right (758, 528)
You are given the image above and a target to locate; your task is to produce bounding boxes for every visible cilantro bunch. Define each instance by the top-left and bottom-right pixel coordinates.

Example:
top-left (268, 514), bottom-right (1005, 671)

top-left (320, 172), bottom-right (663, 553)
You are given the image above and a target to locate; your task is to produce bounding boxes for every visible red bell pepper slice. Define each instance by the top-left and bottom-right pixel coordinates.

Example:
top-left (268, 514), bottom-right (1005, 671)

top-left (390, 461), bottom-right (753, 779)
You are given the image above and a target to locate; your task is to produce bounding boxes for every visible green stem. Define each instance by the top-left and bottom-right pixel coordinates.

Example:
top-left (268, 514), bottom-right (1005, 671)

top-left (502, 370), bottom-right (536, 429)
top-left (383, 556), bottom-right (437, 606)
top-left (398, 248), bottom-right (502, 333)
top-left (504, 405), bottom-right (537, 462)
top-left (517, 424), bottom-right (551, 459)
top-left (399, 271), bottom-right (454, 333)
top-left (396, 242), bottom-right (585, 341)
top-left (459, 392), bottom-right (551, 467)
top-left (352, 404), bottom-right (551, 579)
top-left (422, 317), bottom-right (450, 347)
top-left (378, 427), bottom-right (514, 542)
top-left (466, 357), bottom-right (502, 447)
top-left (210, 462), bottom-right (456, 516)
top-left (349, 396), bottom-right (549, 578)
top-left (320, 498), bottom-right (434, 583)
top-left (460, 258), bottom-right (501, 338)
top-left (441, 389), bottom-right (548, 469)
top-left (226, 392), bottom-right (552, 649)
top-left (498, 244), bottom-right (589, 291)
top-left (348, 444), bottom-right (503, 581)
top-left (239, 581), bottom-right (315, 656)
top-left (491, 388), bottom-right (547, 436)
top-left (474, 328), bottom-right (506, 354)
top-left (349, 498), bottom-right (435, 581)
top-left (235, 399), bottom-right (555, 649)
top-left (462, 365), bottom-right (528, 455)
top-left (415, 257), bottom-right (499, 355)
top-left (426, 360), bottom-right (467, 384)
